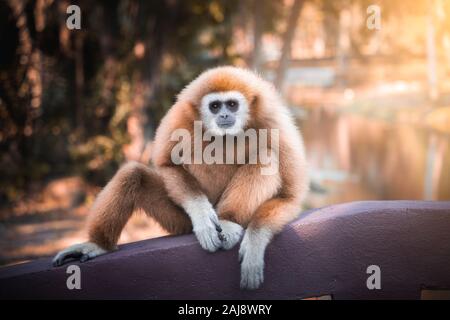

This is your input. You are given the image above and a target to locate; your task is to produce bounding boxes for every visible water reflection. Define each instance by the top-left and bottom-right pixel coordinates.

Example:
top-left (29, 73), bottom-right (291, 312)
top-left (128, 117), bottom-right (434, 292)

top-left (298, 108), bottom-right (450, 208)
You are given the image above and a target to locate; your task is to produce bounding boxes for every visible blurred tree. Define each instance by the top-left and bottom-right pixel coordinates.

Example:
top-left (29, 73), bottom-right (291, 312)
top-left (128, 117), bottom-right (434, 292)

top-left (426, 0), bottom-right (438, 102)
top-left (275, 0), bottom-right (306, 90)
top-left (0, 0), bottom-right (245, 205)
top-left (248, 0), bottom-right (284, 71)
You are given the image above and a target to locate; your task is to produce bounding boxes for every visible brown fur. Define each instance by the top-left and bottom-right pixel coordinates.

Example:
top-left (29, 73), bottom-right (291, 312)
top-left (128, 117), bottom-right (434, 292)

top-left (87, 66), bottom-right (309, 250)
top-left (87, 162), bottom-right (192, 250)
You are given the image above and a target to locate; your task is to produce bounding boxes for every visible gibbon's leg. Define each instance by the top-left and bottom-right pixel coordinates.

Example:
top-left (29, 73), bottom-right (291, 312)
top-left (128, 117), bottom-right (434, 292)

top-left (216, 164), bottom-right (303, 290)
top-left (157, 166), bottom-right (224, 252)
top-left (53, 161), bottom-right (192, 267)
top-left (239, 198), bottom-right (300, 290)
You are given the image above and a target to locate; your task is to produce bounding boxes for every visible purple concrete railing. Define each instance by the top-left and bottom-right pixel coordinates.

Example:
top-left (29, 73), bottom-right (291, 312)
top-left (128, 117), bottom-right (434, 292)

top-left (0, 201), bottom-right (449, 299)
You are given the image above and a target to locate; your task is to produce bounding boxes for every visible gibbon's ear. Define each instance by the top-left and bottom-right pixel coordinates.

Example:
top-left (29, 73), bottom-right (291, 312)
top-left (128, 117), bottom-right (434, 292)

top-left (251, 94), bottom-right (259, 108)
top-left (248, 93), bottom-right (263, 129)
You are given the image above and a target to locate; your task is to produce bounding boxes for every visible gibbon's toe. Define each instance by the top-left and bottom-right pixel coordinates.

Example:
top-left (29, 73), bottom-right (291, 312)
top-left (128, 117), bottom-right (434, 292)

top-left (52, 249), bottom-right (81, 267)
top-left (52, 242), bottom-right (107, 267)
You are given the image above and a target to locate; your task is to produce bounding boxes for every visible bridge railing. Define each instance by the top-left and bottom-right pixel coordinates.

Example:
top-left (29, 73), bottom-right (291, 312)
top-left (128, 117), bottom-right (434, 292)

top-left (1, 200), bottom-right (449, 299)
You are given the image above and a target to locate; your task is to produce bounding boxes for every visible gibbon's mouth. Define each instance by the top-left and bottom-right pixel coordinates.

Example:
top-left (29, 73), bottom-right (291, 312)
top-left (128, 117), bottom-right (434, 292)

top-left (216, 120), bottom-right (235, 128)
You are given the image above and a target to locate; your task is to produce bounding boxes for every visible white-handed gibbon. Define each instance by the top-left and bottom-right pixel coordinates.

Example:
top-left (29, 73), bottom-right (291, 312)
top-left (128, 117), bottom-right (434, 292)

top-left (53, 66), bottom-right (309, 290)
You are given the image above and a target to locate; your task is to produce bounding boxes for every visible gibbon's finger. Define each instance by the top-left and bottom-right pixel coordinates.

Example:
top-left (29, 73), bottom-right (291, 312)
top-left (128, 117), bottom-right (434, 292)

top-left (240, 262), bottom-right (264, 290)
top-left (209, 213), bottom-right (221, 232)
top-left (80, 249), bottom-right (104, 263)
top-left (195, 227), bottom-right (223, 252)
top-left (218, 220), bottom-right (243, 250)
top-left (213, 219), bottom-right (224, 241)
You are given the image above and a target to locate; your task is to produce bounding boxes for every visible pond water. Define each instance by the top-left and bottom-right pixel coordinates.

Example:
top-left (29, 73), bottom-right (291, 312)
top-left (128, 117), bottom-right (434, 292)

top-left (298, 108), bottom-right (450, 208)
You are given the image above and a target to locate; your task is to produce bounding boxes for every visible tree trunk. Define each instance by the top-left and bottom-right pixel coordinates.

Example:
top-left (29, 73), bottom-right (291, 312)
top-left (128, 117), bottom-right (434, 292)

top-left (251, 0), bottom-right (263, 71)
top-left (275, 0), bottom-right (305, 90)
top-left (336, 7), bottom-right (351, 87)
top-left (427, 0), bottom-right (438, 102)
top-left (74, 32), bottom-right (85, 132)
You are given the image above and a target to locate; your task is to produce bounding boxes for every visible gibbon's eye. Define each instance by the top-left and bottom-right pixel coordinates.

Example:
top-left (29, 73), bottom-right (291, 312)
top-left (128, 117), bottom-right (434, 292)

top-left (226, 99), bottom-right (239, 112)
top-left (209, 100), bottom-right (222, 114)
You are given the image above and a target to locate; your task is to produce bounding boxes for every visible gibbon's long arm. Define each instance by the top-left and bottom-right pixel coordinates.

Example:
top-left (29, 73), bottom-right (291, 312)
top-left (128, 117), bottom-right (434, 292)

top-left (216, 164), bottom-right (281, 224)
top-left (237, 194), bottom-right (303, 289)
top-left (152, 101), bottom-right (206, 202)
top-left (152, 101), bottom-right (225, 252)
top-left (218, 134), bottom-right (308, 289)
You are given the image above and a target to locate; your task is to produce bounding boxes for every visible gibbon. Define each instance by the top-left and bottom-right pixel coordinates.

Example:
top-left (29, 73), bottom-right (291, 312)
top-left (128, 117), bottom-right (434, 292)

top-left (53, 66), bottom-right (309, 290)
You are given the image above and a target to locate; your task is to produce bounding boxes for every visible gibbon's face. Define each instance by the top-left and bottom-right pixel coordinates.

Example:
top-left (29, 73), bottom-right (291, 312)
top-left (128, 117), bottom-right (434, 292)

top-left (200, 91), bottom-right (249, 136)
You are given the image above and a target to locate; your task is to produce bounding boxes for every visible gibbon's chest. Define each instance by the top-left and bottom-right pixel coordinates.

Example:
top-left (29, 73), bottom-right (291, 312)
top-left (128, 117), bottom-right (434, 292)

top-left (182, 134), bottom-right (267, 204)
top-left (184, 163), bottom-right (238, 205)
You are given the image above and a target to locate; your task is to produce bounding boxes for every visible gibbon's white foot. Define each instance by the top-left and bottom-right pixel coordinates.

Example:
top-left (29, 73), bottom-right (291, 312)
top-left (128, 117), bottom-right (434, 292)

top-left (183, 196), bottom-right (223, 252)
top-left (52, 241), bottom-right (108, 267)
top-left (238, 228), bottom-right (273, 290)
top-left (219, 219), bottom-right (244, 250)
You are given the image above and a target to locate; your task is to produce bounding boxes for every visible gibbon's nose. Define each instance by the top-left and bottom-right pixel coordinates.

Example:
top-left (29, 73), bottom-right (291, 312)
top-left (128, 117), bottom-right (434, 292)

top-left (219, 113), bottom-right (229, 119)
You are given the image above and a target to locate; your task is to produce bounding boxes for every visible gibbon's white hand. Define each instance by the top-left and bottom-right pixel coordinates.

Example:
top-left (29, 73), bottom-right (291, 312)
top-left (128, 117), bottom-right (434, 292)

top-left (218, 219), bottom-right (244, 250)
top-left (193, 210), bottom-right (223, 252)
top-left (238, 227), bottom-right (272, 290)
top-left (184, 196), bottom-right (224, 252)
